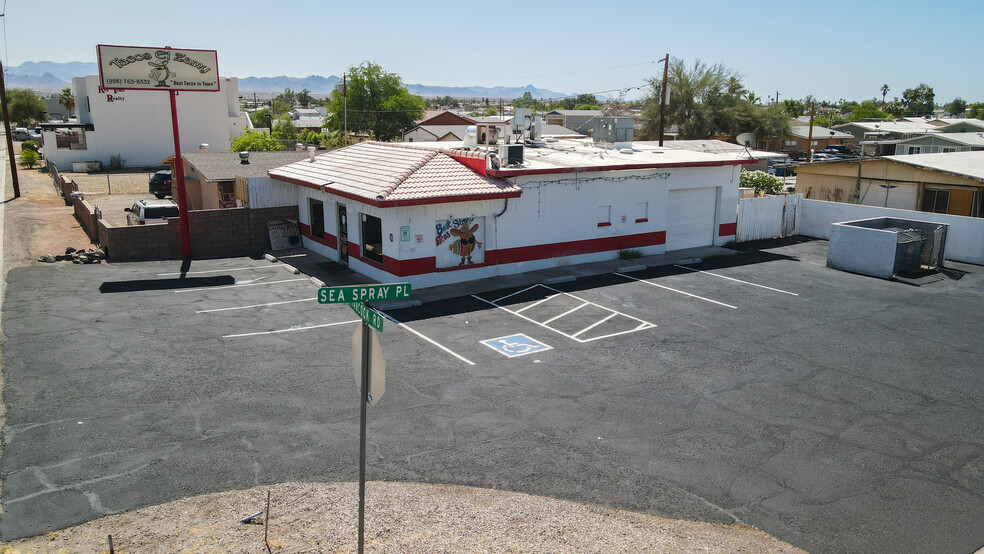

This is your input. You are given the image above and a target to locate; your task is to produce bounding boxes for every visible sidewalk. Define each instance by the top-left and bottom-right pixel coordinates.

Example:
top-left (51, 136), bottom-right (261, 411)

top-left (265, 244), bottom-right (740, 307)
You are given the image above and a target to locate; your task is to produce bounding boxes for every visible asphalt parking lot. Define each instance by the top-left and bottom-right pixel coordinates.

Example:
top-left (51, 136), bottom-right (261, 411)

top-left (2, 239), bottom-right (984, 553)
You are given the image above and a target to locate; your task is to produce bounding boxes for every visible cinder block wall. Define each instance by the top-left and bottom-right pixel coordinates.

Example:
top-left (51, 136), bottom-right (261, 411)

top-left (73, 197), bottom-right (99, 239)
top-left (98, 205), bottom-right (299, 261)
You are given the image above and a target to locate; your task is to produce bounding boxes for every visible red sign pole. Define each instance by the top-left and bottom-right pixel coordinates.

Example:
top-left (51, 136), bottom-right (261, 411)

top-left (169, 89), bottom-right (192, 258)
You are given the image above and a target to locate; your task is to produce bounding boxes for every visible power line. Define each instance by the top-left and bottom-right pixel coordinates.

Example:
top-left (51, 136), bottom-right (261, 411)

top-left (410, 60), bottom-right (662, 84)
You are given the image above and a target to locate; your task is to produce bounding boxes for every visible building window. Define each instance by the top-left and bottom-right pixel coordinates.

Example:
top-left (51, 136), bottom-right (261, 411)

top-left (635, 202), bottom-right (648, 223)
top-left (56, 130), bottom-right (87, 150)
top-left (597, 205), bottom-right (611, 227)
top-left (811, 140), bottom-right (818, 146)
top-left (907, 146), bottom-right (921, 154)
top-left (972, 191), bottom-right (984, 218)
top-left (942, 147), bottom-right (955, 153)
top-left (309, 198), bottom-right (325, 238)
top-left (361, 213), bottom-right (383, 263)
top-left (783, 140), bottom-right (796, 147)
top-left (921, 189), bottom-right (949, 214)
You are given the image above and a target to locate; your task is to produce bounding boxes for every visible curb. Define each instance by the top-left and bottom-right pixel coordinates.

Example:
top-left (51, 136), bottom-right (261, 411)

top-left (618, 264), bottom-right (647, 273)
top-left (543, 275), bottom-right (576, 285)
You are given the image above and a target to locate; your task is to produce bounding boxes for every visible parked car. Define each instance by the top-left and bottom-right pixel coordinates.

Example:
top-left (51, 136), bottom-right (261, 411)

top-left (811, 153), bottom-right (840, 162)
top-left (817, 146), bottom-right (856, 158)
top-left (149, 170), bottom-right (172, 199)
top-left (10, 128), bottom-right (30, 141)
top-left (125, 199), bottom-right (179, 225)
top-left (769, 164), bottom-right (796, 177)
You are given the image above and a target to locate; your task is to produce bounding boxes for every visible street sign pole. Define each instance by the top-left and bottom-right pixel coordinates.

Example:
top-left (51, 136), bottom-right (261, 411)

top-left (168, 88), bottom-right (192, 258)
top-left (357, 319), bottom-right (370, 554)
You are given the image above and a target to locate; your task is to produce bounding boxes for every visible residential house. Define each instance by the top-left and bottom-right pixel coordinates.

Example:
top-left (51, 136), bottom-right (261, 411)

top-left (403, 110), bottom-right (476, 142)
top-left (176, 150), bottom-right (309, 210)
top-left (893, 133), bottom-right (984, 155)
top-left (268, 138), bottom-right (752, 290)
top-left (763, 124), bottom-right (853, 158)
top-left (794, 151), bottom-right (984, 216)
top-left (41, 75), bottom-right (251, 171)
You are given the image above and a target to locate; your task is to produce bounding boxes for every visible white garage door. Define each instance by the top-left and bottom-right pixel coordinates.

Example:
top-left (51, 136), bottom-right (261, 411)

top-left (666, 187), bottom-right (717, 251)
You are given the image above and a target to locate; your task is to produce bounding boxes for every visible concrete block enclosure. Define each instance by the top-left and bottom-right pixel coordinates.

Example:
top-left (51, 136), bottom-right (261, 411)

top-left (827, 216), bottom-right (948, 279)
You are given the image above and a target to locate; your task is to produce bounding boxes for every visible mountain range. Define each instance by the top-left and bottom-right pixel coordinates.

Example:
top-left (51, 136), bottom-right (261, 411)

top-left (5, 61), bottom-right (570, 99)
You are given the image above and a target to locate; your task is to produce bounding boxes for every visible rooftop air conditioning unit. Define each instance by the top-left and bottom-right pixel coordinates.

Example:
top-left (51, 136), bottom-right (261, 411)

top-left (499, 144), bottom-right (523, 166)
top-left (593, 117), bottom-right (634, 145)
top-left (463, 125), bottom-right (478, 148)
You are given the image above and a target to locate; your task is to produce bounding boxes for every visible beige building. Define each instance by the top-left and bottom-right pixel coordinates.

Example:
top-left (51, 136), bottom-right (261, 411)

top-left (795, 151), bottom-right (984, 216)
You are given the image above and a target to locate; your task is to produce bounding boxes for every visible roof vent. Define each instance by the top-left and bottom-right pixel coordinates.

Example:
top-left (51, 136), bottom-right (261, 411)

top-left (295, 143), bottom-right (304, 151)
top-left (308, 146), bottom-right (316, 162)
top-left (199, 143), bottom-right (209, 152)
top-left (239, 151), bottom-right (250, 164)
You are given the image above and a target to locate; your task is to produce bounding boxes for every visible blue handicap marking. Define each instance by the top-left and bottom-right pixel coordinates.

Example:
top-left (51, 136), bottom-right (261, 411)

top-left (480, 333), bottom-right (553, 358)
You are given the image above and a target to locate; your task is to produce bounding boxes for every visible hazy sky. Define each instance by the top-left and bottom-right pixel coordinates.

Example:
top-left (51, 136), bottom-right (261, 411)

top-left (4, 0), bottom-right (982, 102)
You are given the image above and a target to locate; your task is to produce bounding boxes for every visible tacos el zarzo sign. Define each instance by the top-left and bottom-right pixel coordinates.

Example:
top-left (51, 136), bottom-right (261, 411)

top-left (97, 45), bottom-right (219, 92)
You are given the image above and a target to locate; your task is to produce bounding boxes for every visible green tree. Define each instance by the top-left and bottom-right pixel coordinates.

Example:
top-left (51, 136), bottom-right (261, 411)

top-left (7, 89), bottom-right (45, 125)
top-left (513, 91), bottom-right (547, 112)
top-left (967, 102), bottom-right (984, 119)
top-left (297, 89), bottom-right (313, 108)
top-left (249, 108), bottom-right (272, 129)
top-left (299, 129), bottom-right (324, 144)
top-left (847, 100), bottom-right (891, 121)
top-left (230, 130), bottom-right (282, 151)
top-left (944, 98), bottom-right (967, 116)
top-left (321, 129), bottom-right (350, 150)
top-left (271, 115), bottom-right (298, 141)
top-left (18, 148), bottom-right (40, 169)
top-left (782, 99), bottom-right (805, 117)
top-left (324, 62), bottom-right (425, 141)
top-left (59, 87), bottom-right (75, 116)
top-left (483, 107), bottom-right (498, 116)
top-left (880, 84), bottom-right (889, 105)
top-left (902, 83), bottom-right (935, 116)
top-left (273, 88), bottom-right (298, 114)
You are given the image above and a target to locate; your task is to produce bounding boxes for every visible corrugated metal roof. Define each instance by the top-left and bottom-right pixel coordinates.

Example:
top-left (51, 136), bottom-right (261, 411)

top-left (886, 151), bottom-right (984, 182)
top-left (269, 141), bottom-right (520, 205)
top-left (182, 151), bottom-right (311, 181)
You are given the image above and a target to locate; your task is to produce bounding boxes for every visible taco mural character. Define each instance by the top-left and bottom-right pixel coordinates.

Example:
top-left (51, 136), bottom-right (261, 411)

top-left (435, 217), bottom-right (485, 268)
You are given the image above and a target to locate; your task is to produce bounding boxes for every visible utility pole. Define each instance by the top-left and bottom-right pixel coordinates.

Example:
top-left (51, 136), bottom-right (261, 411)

top-left (0, 61), bottom-right (21, 198)
top-left (342, 74), bottom-right (347, 143)
top-left (807, 102), bottom-right (816, 163)
top-left (658, 53), bottom-right (669, 147)
top-left (776, 91), bottom-right (780, 104)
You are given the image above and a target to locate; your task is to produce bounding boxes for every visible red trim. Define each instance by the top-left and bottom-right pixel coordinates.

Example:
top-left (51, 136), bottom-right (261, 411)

top-left (597, 222), bottom-right (612, 227)
top-left (487, 157), bottom-right (755, 177)
top-left (348, 242), bottom-right (360, 258)
top-left (300, 223), bottom-right (338, 248)
top-left (270, 173), bottom-right (520, 208)
top-left (718, 222), bottom-right (737, 236)
top-left (453, 155), bottom-right (488, 176)
top-left (635, 218), bottom-right (648, 223)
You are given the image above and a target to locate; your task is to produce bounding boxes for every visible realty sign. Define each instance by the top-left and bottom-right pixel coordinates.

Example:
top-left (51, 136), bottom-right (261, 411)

top-left (319, 283), bottom-right (411, 304)
top-left (97, 44), bottom-right (220, 91)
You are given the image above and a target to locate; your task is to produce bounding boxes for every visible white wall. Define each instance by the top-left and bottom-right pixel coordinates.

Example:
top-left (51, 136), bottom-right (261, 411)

top-left (827, 223), bottom-right (899, 278)
top-left (291, 163), bottom-right (741, 289)
top-left (44, 75), bottom-right (250, 170)
top-left (798, 199), bottom-right (984, 265)
top-left (248, 177), bottom-right (297, 208)
top-left (857, 181), bottom-right (919, 210)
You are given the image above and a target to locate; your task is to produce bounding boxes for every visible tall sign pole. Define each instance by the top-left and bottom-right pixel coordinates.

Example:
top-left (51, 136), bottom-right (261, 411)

top-left (169, 89), bottom-right (192, 257)
top-left (357, 319), bottom-right (370, 554)
top-left (96, 44), bottom-right (220, 259)
top-left (658, 53), bottom-right (669, 147)
top-left (0, 61), bottom-right (21, 198)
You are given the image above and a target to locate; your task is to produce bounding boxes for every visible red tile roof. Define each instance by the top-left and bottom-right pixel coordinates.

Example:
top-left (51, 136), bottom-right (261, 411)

top-left (268, 142), bottom-right (521, 208)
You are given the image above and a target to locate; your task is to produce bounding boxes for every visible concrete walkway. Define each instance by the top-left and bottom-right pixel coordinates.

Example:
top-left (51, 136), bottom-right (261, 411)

top-left (264, 244), bottom-right (740, 307)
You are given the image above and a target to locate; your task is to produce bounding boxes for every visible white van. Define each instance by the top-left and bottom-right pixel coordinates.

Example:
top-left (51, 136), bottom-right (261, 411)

top-left (124, 199), bottom-right (180, 225)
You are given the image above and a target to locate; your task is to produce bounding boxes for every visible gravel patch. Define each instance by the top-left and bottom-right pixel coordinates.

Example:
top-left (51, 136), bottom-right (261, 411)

top-left (62, 171), bottom-right (157, 196)
top-left (0, 482), bottom-right (803, 553)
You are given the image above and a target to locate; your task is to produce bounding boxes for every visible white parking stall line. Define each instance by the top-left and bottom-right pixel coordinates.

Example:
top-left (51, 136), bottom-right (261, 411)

top-left (542, 302), bottom-right (589, 325)
top-left (514, 294), bottom-right (560, 314)
top-left (672, 265), bottom-right (799, 296)
top-left (157, 266), bottom-right (279, 276)
top-left (491, 284), bottom-right (541, 304)
top-left (196, 297), bottom-right (318, 313)
top-left (473, 285), bottom-right (656, 343)
top-left (175, 278), bottom-right (309, 293)
top-left (223, 319), bottom-right (360, 338)
top-left (571, 312), bottom-right (618, 338)
top-left (614, 272), bottom-right (738, 309)
top-left (377, 310), bottom-right (476, 366)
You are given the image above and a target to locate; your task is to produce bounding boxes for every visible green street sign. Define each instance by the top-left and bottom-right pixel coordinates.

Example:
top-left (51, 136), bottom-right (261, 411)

top-left (318, 283), bottom-right (411, 304)
top-left (350, 301), bottom-right (384, 332)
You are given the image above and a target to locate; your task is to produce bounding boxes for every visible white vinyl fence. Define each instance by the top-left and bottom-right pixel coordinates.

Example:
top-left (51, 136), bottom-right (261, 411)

top-left (736, 194), bottom-right (801, 242)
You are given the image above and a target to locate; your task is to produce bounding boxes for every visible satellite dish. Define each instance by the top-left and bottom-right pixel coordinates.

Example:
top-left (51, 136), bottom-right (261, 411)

top-left (736, 132), bottom-right (756, 148)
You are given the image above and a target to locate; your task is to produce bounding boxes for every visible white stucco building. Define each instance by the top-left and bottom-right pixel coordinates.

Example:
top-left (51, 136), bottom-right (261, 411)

top-left (41, 74), bottom-right (251, 171)
top-left (264, 139), bottom-right (752, 290)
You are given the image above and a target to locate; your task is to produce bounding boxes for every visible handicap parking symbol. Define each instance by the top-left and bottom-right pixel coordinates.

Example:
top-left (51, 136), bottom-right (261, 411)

top-left (480, 333), bottom-right (553, 358)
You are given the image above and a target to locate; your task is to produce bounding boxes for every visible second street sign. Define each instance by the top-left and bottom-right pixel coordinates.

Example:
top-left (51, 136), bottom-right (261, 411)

top-left (319, 283), bottom-right (411, 304)
top-left (350, 302), bottom-right (384, 332)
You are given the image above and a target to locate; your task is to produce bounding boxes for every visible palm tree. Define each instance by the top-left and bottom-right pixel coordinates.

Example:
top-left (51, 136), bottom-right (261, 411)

top-left (59, 88), bottom-right (75, 117)
top-left (880, 84), bottom-right (889, 105)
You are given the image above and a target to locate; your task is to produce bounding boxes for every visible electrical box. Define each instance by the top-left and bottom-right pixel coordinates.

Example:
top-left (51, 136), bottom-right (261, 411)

top-left (593, 117), bottom-right (634, 144)
top-left (499, 144), bottom-right (524, 166)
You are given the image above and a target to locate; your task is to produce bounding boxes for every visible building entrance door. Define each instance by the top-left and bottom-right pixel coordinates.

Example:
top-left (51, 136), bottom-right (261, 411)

top-left (337, 204), bottom-right (349, 265)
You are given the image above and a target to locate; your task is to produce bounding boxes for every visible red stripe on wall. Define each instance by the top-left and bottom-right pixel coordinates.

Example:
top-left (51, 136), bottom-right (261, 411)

top-left (300, 222), bottom-right (338, 248)
top-left (719, 222), bottom-right (737, 236)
